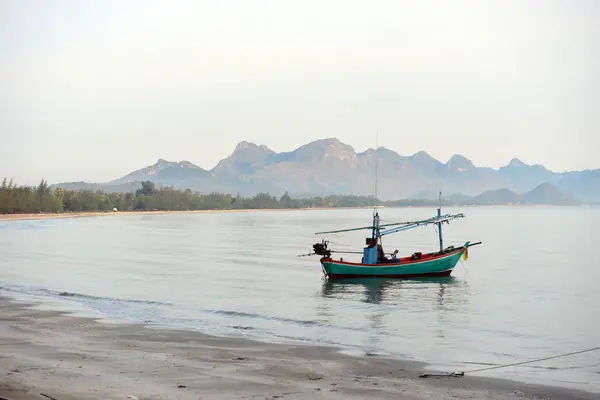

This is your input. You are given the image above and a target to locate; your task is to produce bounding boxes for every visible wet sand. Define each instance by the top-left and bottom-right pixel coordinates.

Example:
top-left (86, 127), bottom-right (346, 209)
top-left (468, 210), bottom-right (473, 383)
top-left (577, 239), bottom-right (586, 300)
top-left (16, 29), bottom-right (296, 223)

top-left (0, 297), bottom-right (596, 400)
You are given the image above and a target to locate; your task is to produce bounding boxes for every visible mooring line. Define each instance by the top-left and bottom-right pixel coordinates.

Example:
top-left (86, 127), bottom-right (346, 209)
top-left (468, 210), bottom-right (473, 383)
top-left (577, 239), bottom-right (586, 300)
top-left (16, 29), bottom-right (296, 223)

top-left (419, 346), bottom-right (600, 378)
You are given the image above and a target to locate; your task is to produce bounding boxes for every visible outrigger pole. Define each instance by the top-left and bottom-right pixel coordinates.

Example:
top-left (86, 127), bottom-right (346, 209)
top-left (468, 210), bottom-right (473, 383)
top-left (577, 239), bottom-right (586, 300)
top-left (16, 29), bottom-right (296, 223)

top-left (314, 213), bottom-right (466, 236)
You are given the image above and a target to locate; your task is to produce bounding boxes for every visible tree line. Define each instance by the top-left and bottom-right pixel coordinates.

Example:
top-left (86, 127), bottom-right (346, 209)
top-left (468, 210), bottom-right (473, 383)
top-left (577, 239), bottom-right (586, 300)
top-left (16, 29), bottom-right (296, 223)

top-left (1, 179), bottom-right (401, 214)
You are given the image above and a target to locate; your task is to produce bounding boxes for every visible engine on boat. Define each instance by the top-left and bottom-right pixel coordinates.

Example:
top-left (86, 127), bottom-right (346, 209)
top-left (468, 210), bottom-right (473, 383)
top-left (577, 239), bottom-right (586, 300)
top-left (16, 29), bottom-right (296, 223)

top-left (312, 240), bottom-right (331, 257)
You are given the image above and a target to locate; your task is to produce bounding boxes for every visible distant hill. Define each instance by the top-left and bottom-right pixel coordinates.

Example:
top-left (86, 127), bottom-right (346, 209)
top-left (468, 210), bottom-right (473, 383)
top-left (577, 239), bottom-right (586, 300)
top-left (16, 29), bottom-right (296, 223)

top-left (472, 188), bottom-right (524, 205)
top-left (52, 137), bottom-right (600, 203)
top-left (462, 183), bottom-right (580, 206)
top-left (112, 159), bottom-right (209, 187)
top-left (555, 169), bottom-right (600, 204)
top-left (498, 158), bottom-right (558, 193)
top-left (401, 183), bottom-right (580, 206)
top-left (522, 182), bottom-right (580, 206)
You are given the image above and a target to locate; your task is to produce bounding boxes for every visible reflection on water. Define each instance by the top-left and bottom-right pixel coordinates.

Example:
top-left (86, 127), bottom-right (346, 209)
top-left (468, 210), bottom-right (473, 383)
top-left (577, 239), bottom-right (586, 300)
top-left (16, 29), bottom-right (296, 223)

top-left (321, 276), bottom-right (467, 306)
top-left (318, 276), bottom-right (473, 354)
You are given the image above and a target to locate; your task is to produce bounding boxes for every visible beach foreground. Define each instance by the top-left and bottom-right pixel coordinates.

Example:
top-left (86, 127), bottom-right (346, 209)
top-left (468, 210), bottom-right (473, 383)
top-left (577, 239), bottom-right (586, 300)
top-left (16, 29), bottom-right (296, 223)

top-left (0, 297), bottom-right (596, 400)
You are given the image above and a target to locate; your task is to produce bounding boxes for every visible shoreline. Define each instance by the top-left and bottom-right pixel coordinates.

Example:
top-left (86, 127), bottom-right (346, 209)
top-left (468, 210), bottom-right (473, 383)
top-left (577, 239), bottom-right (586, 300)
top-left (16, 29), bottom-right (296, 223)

top-left (1, 203), bottom-right (592, 221)
top-left (0, 295), bottom-right (597, 400)
top-left (0, 207), bottom-right (369, 221)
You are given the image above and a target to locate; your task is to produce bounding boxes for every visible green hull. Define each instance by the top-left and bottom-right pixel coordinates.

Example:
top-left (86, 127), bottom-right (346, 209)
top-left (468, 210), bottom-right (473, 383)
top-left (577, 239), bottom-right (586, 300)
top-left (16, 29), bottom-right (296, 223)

top-left (320, 244), bottom-right (468, 279)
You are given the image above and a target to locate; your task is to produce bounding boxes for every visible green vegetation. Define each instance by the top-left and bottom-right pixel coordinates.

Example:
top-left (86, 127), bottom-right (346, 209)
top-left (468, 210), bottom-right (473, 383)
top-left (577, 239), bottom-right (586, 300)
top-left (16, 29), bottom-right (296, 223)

top-left (1, 178), bottom-right (584, 215)
top-left (0, 179), bottom-right (387, 214)
top-left (0, 178), bottom-right (64, 214)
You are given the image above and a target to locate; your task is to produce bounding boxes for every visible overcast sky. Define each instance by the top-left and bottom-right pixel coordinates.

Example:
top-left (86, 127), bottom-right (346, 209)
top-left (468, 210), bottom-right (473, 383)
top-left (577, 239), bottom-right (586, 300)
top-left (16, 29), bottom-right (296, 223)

top-left (1, 0), bottom-right (598, 184)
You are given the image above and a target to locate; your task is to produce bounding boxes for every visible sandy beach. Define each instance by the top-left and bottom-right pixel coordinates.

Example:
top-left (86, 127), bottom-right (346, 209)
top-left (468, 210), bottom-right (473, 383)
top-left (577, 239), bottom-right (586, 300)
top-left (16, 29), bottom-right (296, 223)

top-left (0, 297), bottom-right (596, 400)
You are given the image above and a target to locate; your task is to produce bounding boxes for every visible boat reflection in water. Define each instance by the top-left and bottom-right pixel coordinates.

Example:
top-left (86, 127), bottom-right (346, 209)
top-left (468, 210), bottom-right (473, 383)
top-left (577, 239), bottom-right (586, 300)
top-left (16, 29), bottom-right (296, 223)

top-left (317, 276), bottom-right (471, 355)
top-left (321, 276), bottom-right (469, 306)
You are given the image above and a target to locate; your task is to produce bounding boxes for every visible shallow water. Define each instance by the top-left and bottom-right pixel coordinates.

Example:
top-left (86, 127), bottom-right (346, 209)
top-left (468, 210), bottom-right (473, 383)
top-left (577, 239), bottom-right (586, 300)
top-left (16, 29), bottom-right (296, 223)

top-left (1, 206), bottom-right (599, 393)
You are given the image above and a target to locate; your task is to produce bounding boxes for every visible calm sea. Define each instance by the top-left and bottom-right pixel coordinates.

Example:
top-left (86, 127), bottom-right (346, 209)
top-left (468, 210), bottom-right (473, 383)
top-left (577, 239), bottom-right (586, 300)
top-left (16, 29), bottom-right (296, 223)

top-left (1, 206), bottom-right (599, 393)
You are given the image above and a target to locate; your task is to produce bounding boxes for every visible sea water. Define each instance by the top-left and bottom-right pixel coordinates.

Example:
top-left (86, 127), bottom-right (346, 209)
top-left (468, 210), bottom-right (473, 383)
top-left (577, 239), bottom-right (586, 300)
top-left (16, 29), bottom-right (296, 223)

top-left (1, 206), bottom-right (599, 393)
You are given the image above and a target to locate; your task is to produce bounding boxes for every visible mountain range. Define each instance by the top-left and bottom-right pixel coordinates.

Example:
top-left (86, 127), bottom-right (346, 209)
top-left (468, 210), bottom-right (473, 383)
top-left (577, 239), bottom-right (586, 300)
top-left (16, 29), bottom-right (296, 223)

top-left (54, 138), bottom-right (600, 203)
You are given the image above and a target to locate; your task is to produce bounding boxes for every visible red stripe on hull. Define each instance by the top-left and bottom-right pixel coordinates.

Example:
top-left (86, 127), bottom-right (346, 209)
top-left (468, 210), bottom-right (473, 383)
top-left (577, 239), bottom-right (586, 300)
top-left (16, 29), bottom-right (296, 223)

top-left (326, 269), bottom-right (453, 280)
top-left (320, 247), bottom-right (464, 267)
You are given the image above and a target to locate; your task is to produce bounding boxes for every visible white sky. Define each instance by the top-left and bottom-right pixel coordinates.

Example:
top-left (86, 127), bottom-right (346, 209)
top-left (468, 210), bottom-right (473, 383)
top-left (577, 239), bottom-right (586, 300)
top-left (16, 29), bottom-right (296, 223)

top-left (1, 0), bottom-right (598, 184)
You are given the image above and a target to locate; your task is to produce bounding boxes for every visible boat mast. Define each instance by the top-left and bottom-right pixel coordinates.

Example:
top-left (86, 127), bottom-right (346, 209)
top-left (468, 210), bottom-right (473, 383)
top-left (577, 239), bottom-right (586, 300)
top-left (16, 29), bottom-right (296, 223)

top-left (437, 190), bottom-right (443, 252)
top-left (372, 128), bottom-right (380, 243)
top-left (374, 128), bottom-right (379, 213)
top-left (372, 210), bottom-right (380, 242)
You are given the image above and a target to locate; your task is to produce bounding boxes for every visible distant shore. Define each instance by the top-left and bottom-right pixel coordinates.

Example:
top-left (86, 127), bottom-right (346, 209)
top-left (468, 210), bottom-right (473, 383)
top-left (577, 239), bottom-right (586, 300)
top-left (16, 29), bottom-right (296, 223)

top-left (0, 206), bottom-right (378, 221)
top-left (2, 203), bottom-right (595, 222)
top-left (1, 295), bottom-right (596, 400)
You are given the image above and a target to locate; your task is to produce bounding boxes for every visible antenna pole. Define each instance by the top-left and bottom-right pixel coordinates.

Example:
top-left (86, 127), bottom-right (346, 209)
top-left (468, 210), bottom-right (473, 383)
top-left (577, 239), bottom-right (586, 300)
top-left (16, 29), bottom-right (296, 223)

top-left (437, 190), bottom-right (443, 252)
top-left (372, 129), bottom-right (380, 244)
top-left (374, 128), bottom-right (379, 213)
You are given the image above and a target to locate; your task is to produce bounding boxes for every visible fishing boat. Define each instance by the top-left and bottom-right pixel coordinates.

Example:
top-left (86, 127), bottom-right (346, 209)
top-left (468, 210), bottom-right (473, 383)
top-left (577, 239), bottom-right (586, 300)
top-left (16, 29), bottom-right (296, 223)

top-left (303, 194), bottom-right (481, 279)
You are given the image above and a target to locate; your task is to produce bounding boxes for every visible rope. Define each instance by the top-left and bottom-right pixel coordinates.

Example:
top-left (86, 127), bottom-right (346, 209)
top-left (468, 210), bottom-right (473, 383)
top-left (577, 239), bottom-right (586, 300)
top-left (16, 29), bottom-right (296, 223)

top-left (419, 346), bottom-right (600, 379)
top-left (464, 346), bottom-right (600, 374)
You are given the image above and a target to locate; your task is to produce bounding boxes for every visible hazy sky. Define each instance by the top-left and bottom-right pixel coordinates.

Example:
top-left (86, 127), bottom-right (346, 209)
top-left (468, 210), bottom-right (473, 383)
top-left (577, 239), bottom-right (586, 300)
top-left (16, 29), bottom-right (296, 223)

top-left (1, 0), bottom-right (598, 184)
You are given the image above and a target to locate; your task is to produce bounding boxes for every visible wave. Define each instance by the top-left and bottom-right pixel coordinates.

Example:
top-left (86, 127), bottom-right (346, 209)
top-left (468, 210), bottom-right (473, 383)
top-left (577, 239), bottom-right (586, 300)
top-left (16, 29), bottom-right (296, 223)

top-left (0, 219), bottom-right (67, 231)
top-left (0, 283), bottom-right (170, 306)
top-left (52, 290), bottom-right (168, 305)
top-left (231, 325), bottom-right (255, 330)
top-left (201, 308), bottom-right (366, 332)
top-left (0, 282), bottom-right (370, 338)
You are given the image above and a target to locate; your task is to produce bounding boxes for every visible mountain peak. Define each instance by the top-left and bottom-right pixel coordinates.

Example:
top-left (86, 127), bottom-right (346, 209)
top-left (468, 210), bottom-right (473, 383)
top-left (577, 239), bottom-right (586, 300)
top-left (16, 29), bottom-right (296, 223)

top-left (360, 148), bottom-right (377, 157)
top-left (411, 150), bottom-right (433, 159)
top-left (233, 141), bottom-right (273, 154)
top-left (154, 159), bottom-right (201, 169)
top-left (446, 154), bottom-right (474, 171)
top-left (448, 154), bottom-right (470, 162)
top-left (359, 147), bottom-right (399, 157)
top-left (410, 151), bottom-right (437, 163)
top-left (405, 151), bottom-right (442, 172)
top-left (178, 160), bottom-right (201, 169)
top-left (293, 138), bottom-right (356, 161)
top-left (234, 141), bottom-right (256, 151)
top-left (508, 158), bottom-right (527, 167)
top-left (212, 141), bottom-right (275, 178)
top-left (155, 159), bottom-right (175, 167)
top-left (305, 137), bottom-right (346, 148)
